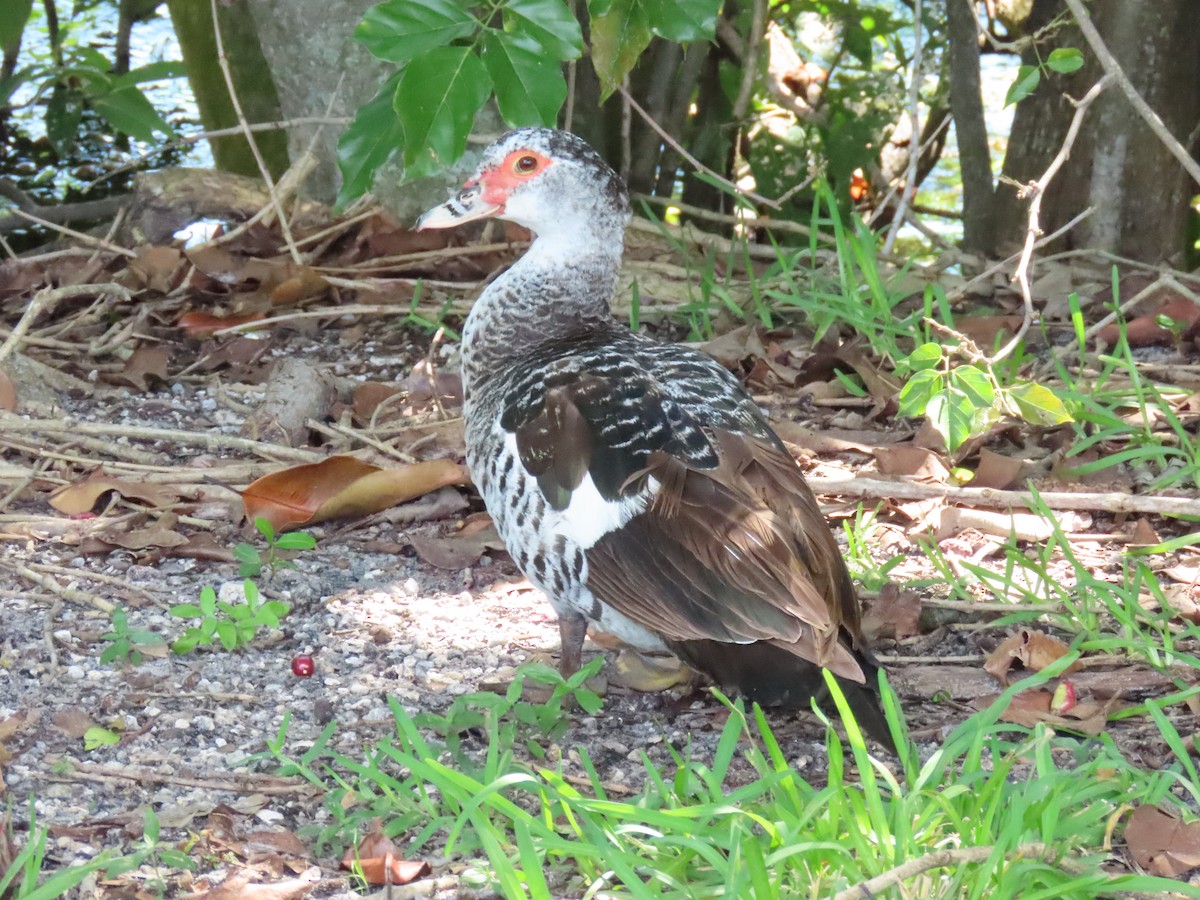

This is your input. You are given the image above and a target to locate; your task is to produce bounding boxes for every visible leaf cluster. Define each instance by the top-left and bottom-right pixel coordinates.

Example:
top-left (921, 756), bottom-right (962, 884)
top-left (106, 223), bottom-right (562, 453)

top-left (169, 581), bottom-right (290, 654)
top-left (99, 606), bottom-right (166, 667)
top-left (234, 517), bottom-right (318, 578)
top-left (337, 0), bottom-right (720, 198)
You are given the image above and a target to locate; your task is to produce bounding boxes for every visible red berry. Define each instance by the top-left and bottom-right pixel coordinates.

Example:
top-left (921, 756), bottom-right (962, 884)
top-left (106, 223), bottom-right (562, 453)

top-left (291, 654), bottom-right (315, 677)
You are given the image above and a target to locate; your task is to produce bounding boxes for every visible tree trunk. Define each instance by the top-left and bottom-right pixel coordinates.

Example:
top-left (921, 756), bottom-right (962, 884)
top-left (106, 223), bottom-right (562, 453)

top-left (994, 0), bottom-right (1200, 263)
top-left (166, 0), bottom-right (288, 180)
top-left (946, 0), bottom-right (996, 255)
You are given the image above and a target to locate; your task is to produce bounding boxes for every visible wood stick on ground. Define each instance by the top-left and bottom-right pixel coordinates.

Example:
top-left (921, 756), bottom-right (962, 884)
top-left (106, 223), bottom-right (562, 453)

top-left (63, 762), bottom-right (322, 797)
top-left (0, 559), bottom-right (115, 613)
top-left (832, 843), bottom-right (1070, 900)
top-left (805, 474), bottom-right (1200, 519)
top-left (992, 75), bottom-right (1110, 364)
top-left (0, 416), bottom-right (324, 463)
top-left (0, 283), bottom-right (132, 369)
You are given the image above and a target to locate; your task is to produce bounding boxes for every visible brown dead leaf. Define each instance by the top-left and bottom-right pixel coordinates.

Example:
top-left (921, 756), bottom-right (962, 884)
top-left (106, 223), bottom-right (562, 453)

top-left (1125, 805), bottom-right (1200, 878)
top-left (410, 516), bottom-right (505, 570)
top-left (404, 359), bottom-right (463, 410)
top-left (49, 473), bottom-right (178, 516)
top-left (195, 336), bottom-right (273, 374)
top-left (695, 324), bottom-right (768, 370)
top-left (1163, 583), bottom-right (1200, 625)
top-left (984, 629), bottom-right (1081, 684)
top-left (189, 870), bottom-right (319, 900)
top-left (956, 315), bottom-right (1023, 349)
top-left (352, 382), bottom-right (404, 424)
top-left (265, 265), bottom-right (328, 306)
top-left (1098, 297), bottom-right (1200, 347)
top-left (873, 445), bottom-right (950, 481)
top-left (100, 524), bottom-right (189, 551)
top-left (1129, 518), bottom-right (1161, 546)
top-left (861, 583), bottom-right (922, 641)
top-left (52, 707), bottom-right (98, 738)
top-left (0, 712), bottom-right (27, 741)
top-left (109, 345), bottom-right (170, 391)
top-left (129, 245), bottom-right (182, 293)
top-left (0, 369), bottom-right (15, 412)
top-left (179, 310), bottom-right (268, 338)
top-left (773, 421), bottom-right (902, 455)
top-left (166, 532), bottom-right (238, 563)
top-left (242, 456), bottom-right (470, 532)
top-left (244, 830), bottom-right (310, 858)
top-left (973, 689), bottom-right (1111, 734)
top-left (341, 822), bottom-right (430, 886)
top-left (970, 448), bottom-right (1025, 490)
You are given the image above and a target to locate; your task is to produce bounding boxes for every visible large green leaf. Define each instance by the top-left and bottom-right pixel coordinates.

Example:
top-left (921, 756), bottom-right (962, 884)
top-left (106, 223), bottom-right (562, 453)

top-left (395, 47), bottom-right (491, 178)
top-left (506, 0), bottom-right (583, 59)
top-left (589, 0), bottom-right (651, 98)
top-left (0, 0), bottom-right (34, 50)
top-left (45, 88), bottom-right (84, 157)
top-left (93, 85), bottom-right (174, 142)
top-left (643, 0), bottom-right (720, 42)
top-left (1008, 382), bottom-right (1074, 426)
top-left (926, 388), bottom-right (977, 455)
top-left (356, 0), bottom-right (476, 63)
top-left (336, 72), bottom-right (404, 206)
top-left (483, 31), bottom-right (566, 126)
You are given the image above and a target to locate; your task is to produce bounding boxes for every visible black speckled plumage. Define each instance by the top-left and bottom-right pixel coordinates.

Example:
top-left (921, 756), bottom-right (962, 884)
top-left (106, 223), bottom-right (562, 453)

top-left (418, 128), bottom-right (896, 750)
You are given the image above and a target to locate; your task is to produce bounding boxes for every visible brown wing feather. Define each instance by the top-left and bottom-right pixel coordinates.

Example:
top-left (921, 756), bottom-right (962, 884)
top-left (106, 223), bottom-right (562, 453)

top-left (587, 429), bottom-right (867, 683)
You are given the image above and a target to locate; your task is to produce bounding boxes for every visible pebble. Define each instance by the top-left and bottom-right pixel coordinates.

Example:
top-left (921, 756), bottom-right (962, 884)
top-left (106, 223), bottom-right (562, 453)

top-left (65, 665), bottom-right (86, 680)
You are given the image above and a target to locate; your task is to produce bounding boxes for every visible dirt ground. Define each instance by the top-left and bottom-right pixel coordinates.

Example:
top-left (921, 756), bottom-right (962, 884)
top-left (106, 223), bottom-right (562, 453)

top-left (2, 187), bottom-right (1200, 896)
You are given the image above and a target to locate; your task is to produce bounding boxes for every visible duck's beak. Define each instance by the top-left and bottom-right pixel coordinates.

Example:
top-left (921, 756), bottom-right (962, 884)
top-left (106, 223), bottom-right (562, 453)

top-left (416, 181), bottom-right (502, 230)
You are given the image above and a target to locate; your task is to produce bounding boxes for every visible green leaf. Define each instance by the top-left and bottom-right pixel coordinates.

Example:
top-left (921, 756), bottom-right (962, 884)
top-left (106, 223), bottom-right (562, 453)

top-left (199, 586), bottom-right (217, 616)
top-left (93, 85), bottom-right (174, 142)
top-left (172, 632), bottom-right (202, 654)
top-left (1046, 47), bottom-right (1084, 74)
top-left (253, 516), bottom-right (276, 544)
top-left (273, 532), bottom-right (317, 551)
top-left (1008, 381), bottom-right (1074, 426)
top-left (926, 388), bottom-right (978, 455)
top-left (143, 808), bottom-right (160, 843)
top-left (242, 579), bottom-right (260, 606)
top-left (897, 368), bottom-right (941, 417)
top-left (264, 601), bottom-right (291, 619)
top-left (643, 0), bottom-right (719, 42)
top-left (99, 644), bottom-right (122, 665)
top-left (111, 606), bottom-right (128, 631)
top-left (483, 31), bottom-right (567, 127)
top-left (1005, 64), bottom-right (1040, 107)
top-left (45, 88), bottom-right (84, 157)
top-left (842, 20), bottom-right (873, 66)
top-left (355, 0), bottom-right (476, 63)
top-left (589, 0), bottom-right (652, 98)
top-left (336, 73), bottom-right (405, 206)
top-left (215, 621), bottom-right (238, 651)
top-left (949, 365), bottom-right (996, 408)
top-left (506, 0), bottom-right (583, 59)
top-left (396, 46), bottom-right (492, 178)
top-left (84, 727), bottom-right (120, 751)
top-left (905, 342), bottom-right (943, 372)
top-left (169, 603), bottom-right (203, 619)
top-left (117, 61), bottom-right (189, 85)
top-left (157, 848), bottom-right (197, 871)
top-left (0, 0), bottom-right (33, 49)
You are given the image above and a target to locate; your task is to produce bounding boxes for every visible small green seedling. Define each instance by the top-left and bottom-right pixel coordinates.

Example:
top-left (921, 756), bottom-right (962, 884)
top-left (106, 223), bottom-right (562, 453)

top-left (100, 607), bottom-right (166, 667)
top-left (234, 517), bottom-right (318, 578)
top-left (170, 580), bottom-right (291, 653)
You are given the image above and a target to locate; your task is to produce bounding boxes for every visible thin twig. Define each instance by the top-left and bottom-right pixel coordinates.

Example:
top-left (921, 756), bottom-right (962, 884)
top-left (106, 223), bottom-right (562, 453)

top-left (1062, 0), bottom-right (1200, 189)
top-left (881, 0), bottom-right (924, 255)
top-left (832, 843), bottom-right (1066, 900)
top-left (990, 76), bottom-right (1110, 364)
top-left (805, 473), bottom-right (1200, 518)
top-left (8, 209), bottom-right (137, 258)
top-left (0, 284), bottom-right (132, 368)
top-left (618, 87), bottom-right (780, 210)
top-left (0, 559), bottom-right (115, 613)
top-left (208, 0), bottom-right (301, 264)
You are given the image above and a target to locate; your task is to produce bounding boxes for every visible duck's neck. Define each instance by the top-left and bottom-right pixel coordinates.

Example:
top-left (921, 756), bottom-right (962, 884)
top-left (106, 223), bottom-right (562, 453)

top-left (461, 228), bottom-right (624, 386)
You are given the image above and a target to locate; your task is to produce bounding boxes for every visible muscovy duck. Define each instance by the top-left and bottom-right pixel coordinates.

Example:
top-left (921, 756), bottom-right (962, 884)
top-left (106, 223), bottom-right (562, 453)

top-left (418, 128), bottom-right (895, 748)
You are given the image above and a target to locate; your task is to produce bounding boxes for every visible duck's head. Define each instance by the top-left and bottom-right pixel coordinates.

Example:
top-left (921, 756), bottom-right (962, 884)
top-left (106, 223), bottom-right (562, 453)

top-left (417, 128), bottom-right (630, 241)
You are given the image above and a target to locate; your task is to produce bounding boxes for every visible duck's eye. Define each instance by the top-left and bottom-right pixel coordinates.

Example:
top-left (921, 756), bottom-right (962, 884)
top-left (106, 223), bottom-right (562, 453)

top-left (515, 154), bottom-right (539, 174)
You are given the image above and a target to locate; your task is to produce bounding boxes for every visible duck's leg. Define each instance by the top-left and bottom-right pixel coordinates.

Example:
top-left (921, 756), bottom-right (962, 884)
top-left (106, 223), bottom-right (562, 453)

top-left (558, 610), bottom-right (588, 676)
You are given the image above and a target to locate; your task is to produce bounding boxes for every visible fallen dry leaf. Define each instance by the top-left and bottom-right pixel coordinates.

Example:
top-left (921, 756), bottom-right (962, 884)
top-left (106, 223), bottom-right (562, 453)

top-left (1097, 297), bottom-right (1200, 348)
top-left (973, 688), bottom-right (1111, 735)
top-left (109, 345), bottom-right (170, 391)
top-left (1124, 804), bottom-right (1200, 878)
top-left (861, 583), bottom-right (922, 641)
top-left (179, 310), bottom-right (267, 338)
top-left (873, 445), bottom-right (949, 480)
top-left (970, 448), bottom-right (1025, 490)
top-left (129, 245), bottom-right (182, 293)
top-left (352, 382), bottom-right (404, 425)
top-left (341, 821), bottom-right (430, 886)
top-left (984, 629), bottom-right (1081, 684)
top-left (0, 369), bottom-right (15, 411)
top-left (52, 707), bottom-right (99, 738)
top-left (188, 870), bottom-right (319, 900)
top-left (49, 473), bottom-right (179, 516)
top-left (404, 359), bottom-right (463, 410)
top-left (410, 515), bottom-right (505, 570)
top-left (956, 315), bottom-right (1023, 350)
top-left (242, 456), bottom-right (470, 532)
